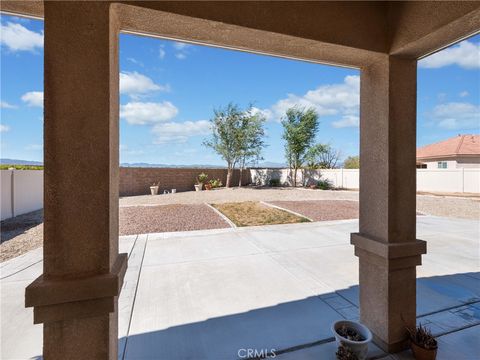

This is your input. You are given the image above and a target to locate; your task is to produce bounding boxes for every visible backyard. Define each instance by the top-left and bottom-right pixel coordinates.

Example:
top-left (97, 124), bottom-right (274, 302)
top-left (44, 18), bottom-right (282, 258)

top-left (1, 187), bottom-right (479, 262)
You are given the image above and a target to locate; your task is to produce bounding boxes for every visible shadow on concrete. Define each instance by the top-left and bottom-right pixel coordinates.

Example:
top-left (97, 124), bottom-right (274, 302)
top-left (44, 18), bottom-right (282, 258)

top-left (0, 209), bottom-right (43, 244)
top-left (118, 272), bottom-right (480, 359)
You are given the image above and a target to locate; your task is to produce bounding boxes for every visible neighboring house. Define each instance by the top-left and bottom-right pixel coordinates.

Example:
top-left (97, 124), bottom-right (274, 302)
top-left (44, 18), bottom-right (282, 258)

top-left (416, 134), bottom-right (480, 169)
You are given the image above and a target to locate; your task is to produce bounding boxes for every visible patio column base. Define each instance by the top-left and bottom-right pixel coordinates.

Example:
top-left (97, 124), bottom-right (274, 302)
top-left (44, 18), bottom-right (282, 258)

top-left (25, 253), bottom-right (127, 324)
top-left (351, 233), bottom-right (426, 353)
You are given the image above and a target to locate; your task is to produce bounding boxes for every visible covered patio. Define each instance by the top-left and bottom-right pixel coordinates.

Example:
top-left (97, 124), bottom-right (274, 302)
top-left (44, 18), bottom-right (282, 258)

top-left (1, 216), bottom-right (479, 359)
top-left (1, 1), bottom-right (479, 359)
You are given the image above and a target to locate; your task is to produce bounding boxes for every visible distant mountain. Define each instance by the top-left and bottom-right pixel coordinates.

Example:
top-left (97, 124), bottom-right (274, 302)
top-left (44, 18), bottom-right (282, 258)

top-left (252, 161), bottom-right (286, 168)
top-left (0, 158), bottom-right (43, 166)
top-left (120, 163), bottom-right (227, 169)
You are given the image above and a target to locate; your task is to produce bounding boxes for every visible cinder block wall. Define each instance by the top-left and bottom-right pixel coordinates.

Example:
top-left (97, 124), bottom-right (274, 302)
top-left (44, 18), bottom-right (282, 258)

top-left (119, 167), bottom-right (251, 196)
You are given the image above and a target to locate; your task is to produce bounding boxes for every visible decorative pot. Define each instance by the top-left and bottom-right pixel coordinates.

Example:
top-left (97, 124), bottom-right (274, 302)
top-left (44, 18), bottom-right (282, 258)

top-left (332, 320), bottom-right (373, 360)
top-left (150, 185), bottom-right (159, 195)
top-left (171, 189), bottom-right (176, 194)
top-left (205, 183), bottom-right (213, 190)
top-left (411, 342), bottom-right (437, 360)
top-left (194, 183), bottom-right (203, 191)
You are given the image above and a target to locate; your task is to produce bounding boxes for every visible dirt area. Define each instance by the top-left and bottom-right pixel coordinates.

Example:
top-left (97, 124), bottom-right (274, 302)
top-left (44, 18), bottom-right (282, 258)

top-left (0, 210), bottom-right (43, 262)
top-left (212, 201), bottom-right (309, 227)
top-left (2, 188), bottom-right (479, 262)
top-left (119, 204), bottom-right (230, 236)
top-left (270, 200), bottom-right (359, 221)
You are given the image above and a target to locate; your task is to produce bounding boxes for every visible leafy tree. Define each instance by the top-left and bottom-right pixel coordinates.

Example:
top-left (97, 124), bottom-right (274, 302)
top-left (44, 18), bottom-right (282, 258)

top-left (237, 108), bottom-right (267, 186)
top-left (343, 155), bottom-right (360, 169)
top-left (203, 103), bottom-right (266, 187)
top-left (281, 106), bottom-right (319, 186)
top-left (305, 143), bottom-right (341, 169)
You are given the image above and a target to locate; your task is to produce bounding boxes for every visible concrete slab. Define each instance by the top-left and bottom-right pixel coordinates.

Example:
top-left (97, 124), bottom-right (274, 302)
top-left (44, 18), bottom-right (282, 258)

top-left (124, 254), bottom-right (340, 359)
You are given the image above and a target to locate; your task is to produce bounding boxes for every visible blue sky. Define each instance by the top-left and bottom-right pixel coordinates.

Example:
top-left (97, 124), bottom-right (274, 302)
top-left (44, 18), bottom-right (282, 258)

top-left (1, 14), bottom-right (479, 165)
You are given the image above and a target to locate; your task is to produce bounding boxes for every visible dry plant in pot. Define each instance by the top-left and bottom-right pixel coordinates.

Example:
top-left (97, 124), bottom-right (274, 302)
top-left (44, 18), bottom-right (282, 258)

top-left (407, 323), bottom-right (437, 360)
top-left (332, 320), bottom-right (372, 360)
top-left (336, 344), bottom-right (359, 360)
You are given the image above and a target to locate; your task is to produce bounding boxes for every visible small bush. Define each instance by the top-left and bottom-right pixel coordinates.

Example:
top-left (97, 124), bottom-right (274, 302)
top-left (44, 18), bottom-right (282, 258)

top-left (269, 178), bottom-right (280, 187)
top-left (197, 172), bottom-right (208, 183)
top-left (209, 178), bottom-right (223, 188)
top-left (316, 178), bottom-right (333, 190)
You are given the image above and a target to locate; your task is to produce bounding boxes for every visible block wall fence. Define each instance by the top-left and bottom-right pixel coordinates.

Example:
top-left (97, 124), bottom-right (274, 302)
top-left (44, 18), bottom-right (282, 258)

top-left (1, 167), bottom-right (478, 220)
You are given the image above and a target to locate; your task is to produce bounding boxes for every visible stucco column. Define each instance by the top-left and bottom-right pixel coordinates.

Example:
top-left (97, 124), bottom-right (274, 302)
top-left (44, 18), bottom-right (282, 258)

top-left (25, 2), bottom-right (126, 359)
top-left (351, 56), bottom-right (426, 352)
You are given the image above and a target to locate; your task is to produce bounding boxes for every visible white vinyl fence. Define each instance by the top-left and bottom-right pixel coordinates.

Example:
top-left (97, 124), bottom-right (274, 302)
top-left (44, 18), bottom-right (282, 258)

top-left (1, 170), bottom-right (43, 221)
top-left (249, 168), bottom-right (480, 194)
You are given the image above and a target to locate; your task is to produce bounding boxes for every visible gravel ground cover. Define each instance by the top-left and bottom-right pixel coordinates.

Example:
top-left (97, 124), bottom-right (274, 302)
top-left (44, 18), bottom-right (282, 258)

top-left (212, 201), bottom-right (310, 227)
top-left (0, 210), bottom-right (43, 262)
top-left (119, 204), bottom-right (230, 236)
top-left (269, 200), bottom-right (359, 221)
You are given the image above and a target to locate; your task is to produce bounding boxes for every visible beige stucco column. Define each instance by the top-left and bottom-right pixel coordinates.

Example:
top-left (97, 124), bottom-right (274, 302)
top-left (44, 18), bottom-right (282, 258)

top-left (351, 56), bottom-right (426, 352)
top-left (25, 2), bottom-right (126, 359)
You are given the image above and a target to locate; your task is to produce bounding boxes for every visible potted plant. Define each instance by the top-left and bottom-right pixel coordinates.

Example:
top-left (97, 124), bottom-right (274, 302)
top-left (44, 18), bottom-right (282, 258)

top-left (150, 182), bottom-right (159, 195)
top-left (407, 323), bottom-right (437, 360)
top-left (332, 320), bottom-right (372, 360)
top-left (205, 182), bottom-right (213, 190)
top-left (208, 178), bottom-right (223, 190)
top-left (195, 172), bottom-right (208, 191)
top-left (336, 344), bottom-right (358, 360)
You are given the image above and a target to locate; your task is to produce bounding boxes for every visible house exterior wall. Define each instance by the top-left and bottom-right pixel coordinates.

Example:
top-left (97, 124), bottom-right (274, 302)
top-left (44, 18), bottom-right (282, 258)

top-left (420, 156), bottom-right (480, 169)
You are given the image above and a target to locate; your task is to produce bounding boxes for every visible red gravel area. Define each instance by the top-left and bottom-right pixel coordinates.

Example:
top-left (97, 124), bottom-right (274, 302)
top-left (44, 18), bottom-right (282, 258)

top-left (268, 200), bottom-right (359, 221)
top-left (119, 204), bottom-right (230, 235)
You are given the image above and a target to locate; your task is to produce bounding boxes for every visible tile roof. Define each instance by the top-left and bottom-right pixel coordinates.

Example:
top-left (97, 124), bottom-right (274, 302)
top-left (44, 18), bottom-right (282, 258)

top-left (417, 134), bottom-right (480, 159)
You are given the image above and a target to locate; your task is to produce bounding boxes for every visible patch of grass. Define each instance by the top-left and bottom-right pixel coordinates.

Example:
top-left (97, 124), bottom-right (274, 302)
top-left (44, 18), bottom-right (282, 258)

top-left (0, 164), bottom-right (44, 170)
top-left (212, 201), bottom-right (310, 227)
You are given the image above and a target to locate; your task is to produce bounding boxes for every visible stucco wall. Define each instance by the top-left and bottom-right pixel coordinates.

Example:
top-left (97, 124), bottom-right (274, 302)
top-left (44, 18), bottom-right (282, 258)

top-left (119, 167), bottom-right (251, 196)
top-left (1, 170), bottom-right (44, 220)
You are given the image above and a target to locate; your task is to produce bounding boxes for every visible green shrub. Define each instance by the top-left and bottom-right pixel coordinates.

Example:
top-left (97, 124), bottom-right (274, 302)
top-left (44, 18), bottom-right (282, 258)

top-left (197, 172), bottom-right (208, 183)
top-left (209, 178), bottom-right (223, 188)
top-left (269, 178), bottom-right (280, 187)
top-left (316, 178), bottom-right (332, 190)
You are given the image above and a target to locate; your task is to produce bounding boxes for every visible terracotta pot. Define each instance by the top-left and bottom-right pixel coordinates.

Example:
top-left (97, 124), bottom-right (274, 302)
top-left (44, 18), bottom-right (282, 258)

top-left (411, 342), bottom-right (437, 360)
top-left (205, 184), bottom-right (213, 190)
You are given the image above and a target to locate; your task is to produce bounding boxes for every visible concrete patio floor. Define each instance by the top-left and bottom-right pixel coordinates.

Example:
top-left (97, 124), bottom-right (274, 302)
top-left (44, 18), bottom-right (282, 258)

top-left (1, 216), bottom-right (479, 359)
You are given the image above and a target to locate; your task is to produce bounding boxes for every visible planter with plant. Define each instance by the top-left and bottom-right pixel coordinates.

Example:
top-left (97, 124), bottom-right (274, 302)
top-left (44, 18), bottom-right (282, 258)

top-left (269, 178), bottom-right (280, 187)
top-left (150, 182), bottom-right (159, 195)
top-left (407, 323), bottom-right (437, 360)
top-left (336, 344), bottom-right (358, 360)
top-left (209, 178), bottom-right (223, 189)
top-left (332, 320), bottom-right (372, 360)
top-left (195, 173), bottom-right (208, 191)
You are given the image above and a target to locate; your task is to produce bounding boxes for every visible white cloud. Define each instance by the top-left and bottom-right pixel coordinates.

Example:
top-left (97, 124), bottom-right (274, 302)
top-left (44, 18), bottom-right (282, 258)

top-left (0, 124), bottom-right (10, 132)
top-left (158, 47), bottom-right (166, 59)
top-left (127, 57), bottom-right (144, 67)
top-left (0, 22), bottom-right (43, 52)
top-left (173, 41), bottom-right (191, 60)
top-left (332, 115), bottom-right (359, 128)
top-left (270, 75), bottom-right (360, 124)
top-left (120, 71), bottom-right (169, 96)
top-left (432, 102), bottom-right (480, 129)
top-left (0, 101), bottom-right (17, 109)
top-left (152, 120), bottom-right (211, 144)
top-left (120, 101), bottom-right (178, 125)
top-left (249, 107), bottom-right (273, 121)
top-left (419, 40), bottom-right (480, 69)
top-left (21, 91), bottom-right (43, 107)
top-left (459, 91), bottom-right (469, 98)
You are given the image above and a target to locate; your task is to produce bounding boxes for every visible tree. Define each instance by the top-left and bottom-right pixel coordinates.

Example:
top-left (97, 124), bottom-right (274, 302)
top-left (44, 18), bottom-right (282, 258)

top-left (237, 108), bottom-right (267, 187)
top-left (281, 106), bottom-right (319, 186)
top-left (305, 143), bottom-right (341, 169)
top-left (203, 103), bottom-right (266, 187)
top-left (343, 155), bottom-right (360, 169)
